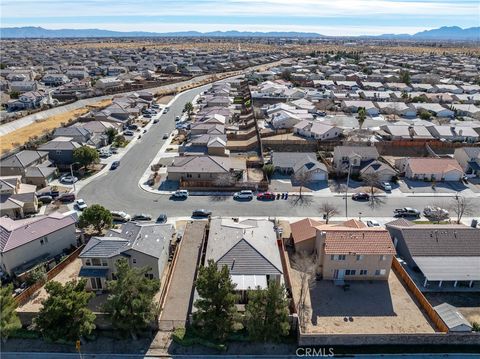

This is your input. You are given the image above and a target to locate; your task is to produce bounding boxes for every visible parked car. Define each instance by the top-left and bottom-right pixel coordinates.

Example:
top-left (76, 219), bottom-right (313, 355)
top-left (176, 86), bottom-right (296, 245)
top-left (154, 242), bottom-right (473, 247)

top-left (60, 174), bottom-right (78, 184)
top-left (352, 192), bottom-right (370, 201)
top-left (37, 195), bottom-right (53, 204)
top-left (132, 213), bottom-right (152, 221)
top-left (394, 207), bottom-right (420, 218)
top-left (50, 189), bottom-right (60, 198)
top-left (75, 199), bottom-right (87, 211)
top-left (128, 124), bottom-right (138, 130)
top-left (110, 146), bottom-right (118, 154)
top-left (367, 220), bottom-right (381, 227)
top-left (99, 150), bottom-right (112, 158)
top-left (110, 161), bottom-right (120, 170)
top-left (58, 193), bottom-right (75, 203)
top-left (152, 104), bottom-right (160, 109)
top-left (171, 190), bottom-right (189, 199)
top-left (381, 182), bottom-right (392, 192)
top-left (175, 116), bottom-right (181, 121)
top-left (257, 192), bottom-right (275, 200)
top-left (233, 190), bottom-right (253, 200)
top-left (423, 206), bottom-right (449, 219)
top-left (164, 107), bottom-right (170, 113)
top-left (111, 211), bottom-right (131, 222)
top-left (153, 119), bottom-right (159, 124)
top-left (156, 214), bottom-right (168, 223)
top-left (124, 130), bottom-right (135, 136)
top-left (163, 133), bottom-right (169, 139)
top-left (144, 114), bottom-right (152, 118)
top-left (192, 209), bottom-right (212, 218)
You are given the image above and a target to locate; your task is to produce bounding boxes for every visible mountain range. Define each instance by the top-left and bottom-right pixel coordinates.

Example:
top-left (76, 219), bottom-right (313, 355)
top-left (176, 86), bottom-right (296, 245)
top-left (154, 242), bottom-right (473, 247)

top-left (0, 26), bottom-right (478, 41)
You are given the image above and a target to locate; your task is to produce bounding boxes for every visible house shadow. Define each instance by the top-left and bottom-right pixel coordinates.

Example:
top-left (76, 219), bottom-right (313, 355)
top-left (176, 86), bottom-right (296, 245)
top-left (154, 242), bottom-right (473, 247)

top-left (158, 180), bottom-right (179, 191)
top-left (309, 279), bottom-right (396, 322)
top-left (403, 179), bottom-right (468, 193)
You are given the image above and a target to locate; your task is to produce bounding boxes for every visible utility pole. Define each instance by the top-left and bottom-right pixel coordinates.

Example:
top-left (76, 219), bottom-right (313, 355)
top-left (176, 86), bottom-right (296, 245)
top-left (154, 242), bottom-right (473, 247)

top-left (345, 161), bottom-right (352, 219)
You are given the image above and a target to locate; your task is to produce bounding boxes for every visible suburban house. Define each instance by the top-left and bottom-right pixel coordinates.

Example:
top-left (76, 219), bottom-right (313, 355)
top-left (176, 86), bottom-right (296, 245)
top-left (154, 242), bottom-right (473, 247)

top-left (332, 145), bottom-right (380, 174)
top-left (0, 212), bottom-right (77, 276)
top-left (314, 220), bottom-right (396, 281)
top-left (0, 176), bottom-right (38, 219)
top-left (79, 222), bottom-right (173, 291)
top-left (374, 102), bottom-right (417, 118)
top-left (395, 157), bottom-right (463, 181)
top-left (341, 100), bottom-right (379, 117)
top-left (360, 160), bottom-right (397, 182)
top-left (37, 137), bottom-right (83, 166)
top-left (7, 90), bottom-right (50, 111)
top-left (271, 152), bottom-right (328, 181)
top-left (412, 103), bottom-right (454, 118)
top-left (205, 218), bottom-right (284, 301)
top-left (0, 150), bottom-right (57, 187)
top-left (454, 147), bottom-right (480, 177)
top-left (52, 127), bottom-right (93, 145)
top-left (167, 155), bottom-right (246, 182)
top-left (386, 219), bottom-right (480, 290)
top-left (293, 120), bottom-right (342, 140)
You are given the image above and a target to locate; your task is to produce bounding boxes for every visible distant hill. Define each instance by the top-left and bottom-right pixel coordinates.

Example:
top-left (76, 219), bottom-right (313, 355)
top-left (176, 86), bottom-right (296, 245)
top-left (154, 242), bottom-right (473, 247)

top-left (0, 26), bottom-right (478, 41)
top-left (0, 26), bottom-right (323, 38)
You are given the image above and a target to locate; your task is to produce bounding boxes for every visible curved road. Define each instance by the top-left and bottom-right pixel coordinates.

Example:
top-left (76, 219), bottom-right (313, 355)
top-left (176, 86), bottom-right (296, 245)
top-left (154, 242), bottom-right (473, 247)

top-left (78, 86), bottom-right (480, 220)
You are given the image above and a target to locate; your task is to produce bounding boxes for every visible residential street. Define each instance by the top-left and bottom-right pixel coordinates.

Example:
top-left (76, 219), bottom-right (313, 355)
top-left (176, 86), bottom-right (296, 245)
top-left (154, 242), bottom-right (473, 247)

top-left (78, 87), bottom-right (480, 221)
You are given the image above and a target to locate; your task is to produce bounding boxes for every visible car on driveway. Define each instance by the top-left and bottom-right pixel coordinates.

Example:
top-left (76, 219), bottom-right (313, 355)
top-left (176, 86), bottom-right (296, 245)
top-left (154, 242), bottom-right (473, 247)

top-left (132, 213), bottom-right (152, 221)
top-left (257, 192), bottom-right (275, 200)
top-left (58, 193), bottom-right (75, 203)
top-left (233, 190), bottom-right (253, 200)
top-left (171, 190), bottom-right (189, 199)
top-left (111, 211), bottom-right (131, 222)
top-left (99, 150), bottom-right (112, 158)
top-left (124, 130), bottom-right (135, 136)
top-left (60, 174), bottom-right (78, 184)
top-left (394, 207), bottom-right (420, 218)
top-left (192, 209), bottom-right (212, 218)
top-left (156, 214), bottom-right (168, 223)
top-left (381, 182), bottom-right (392, 192)
top-left (37, 195), bottom-right (53, 204)
top-left (76, 199), bottom-right (87, 211)
top-left (110, 161), bottom-right (120, 170)
top-left (110, 147), bottom-right (118, 154)
top-left (367, 219), bottom-right (381, 227)
top-left (352, 192), bottom-right (370, 201)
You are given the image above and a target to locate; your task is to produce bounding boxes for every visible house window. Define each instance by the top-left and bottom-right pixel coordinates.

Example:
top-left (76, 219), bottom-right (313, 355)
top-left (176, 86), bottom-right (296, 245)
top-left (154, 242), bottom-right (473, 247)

top-left (40, 239), bottom-right (44, 245)
top-left (356, 255), bottom-right (363, 261)
top-left (55, 150), bottom-right (62, 155)
top-left (92, 258), bottom-right (101, 266)
top-left (85, 259), bottom-right (91, 266)
top-left (345, 270), bottom-right (356, 276)
top-left (145, 273), bottom-right (154, 280)
top-left (331, 255), bottom-right (346, 261)
top-left (111, 273), bottom-right (117, 280)
top-left (101, 259), bottom-right (108, 267)
top-left (132, 258), bottom-right (136, 264)
top-left (360, 270), bottom-right (368, 275)
top-left (380, 255), bottom-right (387, 261)
top-left (380, 269), bottom-right (386, 276)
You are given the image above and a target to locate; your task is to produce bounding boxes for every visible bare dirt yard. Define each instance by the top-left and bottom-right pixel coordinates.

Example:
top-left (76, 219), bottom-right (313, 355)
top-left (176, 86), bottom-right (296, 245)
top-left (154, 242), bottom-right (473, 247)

top-left (291, 268), bottom-right (436, 335)
top-left (425, 292), bottom-right (480, 325)
top-left (0, 99), bottom-right (111, 154)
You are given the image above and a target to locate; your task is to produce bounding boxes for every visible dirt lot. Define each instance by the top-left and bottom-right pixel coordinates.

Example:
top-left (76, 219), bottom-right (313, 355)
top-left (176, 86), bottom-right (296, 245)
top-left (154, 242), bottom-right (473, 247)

top-left (425, 292), bottom-right (480, 325)
top-left (156, 95), bottom-right (173, 105)
top-left (0, 99), bottom-right (112, 154)
top-left (17, 258), bottom-right (82, 313)
top-left (291, 268), bottom-right (436, 334)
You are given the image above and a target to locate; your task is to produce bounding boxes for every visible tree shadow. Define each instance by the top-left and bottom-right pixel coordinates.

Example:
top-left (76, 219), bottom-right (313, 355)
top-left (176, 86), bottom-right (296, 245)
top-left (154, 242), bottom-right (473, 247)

top-left (289, 195), bottom-right (313, 207)
top-left (209, 195), bottom-right (228, 202)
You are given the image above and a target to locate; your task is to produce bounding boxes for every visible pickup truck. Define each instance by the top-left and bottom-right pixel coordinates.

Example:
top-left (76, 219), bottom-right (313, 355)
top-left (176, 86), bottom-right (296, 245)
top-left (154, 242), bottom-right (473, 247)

top-left (394, 207), bottom-right (420, 218)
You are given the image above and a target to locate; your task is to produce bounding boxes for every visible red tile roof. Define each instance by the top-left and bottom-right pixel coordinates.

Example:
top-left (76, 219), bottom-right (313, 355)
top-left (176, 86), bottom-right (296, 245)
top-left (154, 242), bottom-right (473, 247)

top-left (291, 218), bottom-right (324, 244)
top-left (323, 229), bottom-right (396, 255)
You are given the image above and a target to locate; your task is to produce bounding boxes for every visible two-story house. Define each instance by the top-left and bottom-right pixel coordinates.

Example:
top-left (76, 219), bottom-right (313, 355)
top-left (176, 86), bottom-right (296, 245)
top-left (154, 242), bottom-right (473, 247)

top-left (0, 150), bottom-right (57, 187)
top-left (454, 147), bottom-right (480, 177)
top-left (0, 176), bottom-right (38, 218)
top-left (332, 145), bottom-right (380, 175)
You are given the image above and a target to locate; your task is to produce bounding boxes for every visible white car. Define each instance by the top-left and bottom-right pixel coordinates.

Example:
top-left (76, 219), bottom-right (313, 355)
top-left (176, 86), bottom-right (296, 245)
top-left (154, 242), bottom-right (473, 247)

top-left (76, 199), bottom-right (87, 211)
top-left (60, 174), bottom-right (78, 184)
top-left (233, 190), bottom-right (253, 200)
top-left (381, 182), bottom-right (392, 191)
top-left (367, 220), bottom-right (381, 227)
top-left (423, 206), bottom-right (449, 219)
top-left (172, 190), bottom-right (189, 199)
top-left (111, 211), bottom-right (131, 222)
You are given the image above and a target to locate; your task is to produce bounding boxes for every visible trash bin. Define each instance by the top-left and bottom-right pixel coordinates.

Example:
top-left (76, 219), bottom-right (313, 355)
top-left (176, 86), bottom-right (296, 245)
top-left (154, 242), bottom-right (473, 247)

top-left (471, 219), bottom-right (478, 228)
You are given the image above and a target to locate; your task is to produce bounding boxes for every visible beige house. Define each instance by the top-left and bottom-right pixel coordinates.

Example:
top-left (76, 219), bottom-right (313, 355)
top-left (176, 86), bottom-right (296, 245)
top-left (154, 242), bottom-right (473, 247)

top-left (332, 146), bottom-right (379, 175)
top-left (0, 176), bottom-right (38, 218)
top-left (314, 220), bottom-right (396, 281)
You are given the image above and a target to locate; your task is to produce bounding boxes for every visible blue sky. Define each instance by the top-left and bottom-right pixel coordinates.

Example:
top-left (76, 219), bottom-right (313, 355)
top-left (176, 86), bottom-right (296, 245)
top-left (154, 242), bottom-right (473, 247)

top-left (1, 0), bottom-right (479, 35)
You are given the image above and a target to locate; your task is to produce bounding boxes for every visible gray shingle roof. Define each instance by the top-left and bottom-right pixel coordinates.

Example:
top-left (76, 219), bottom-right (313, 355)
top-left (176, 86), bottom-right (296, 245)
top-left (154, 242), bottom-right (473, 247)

top-left (79, 237), bottom-right (129, 258)
top-left (0, 150), bottom-right (48, 169)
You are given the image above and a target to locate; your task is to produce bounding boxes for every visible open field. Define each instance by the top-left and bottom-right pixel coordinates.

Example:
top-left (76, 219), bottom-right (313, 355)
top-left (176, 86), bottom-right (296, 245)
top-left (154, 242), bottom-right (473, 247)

top-left (291, 269), bottom-right (436, 335)
top-left (60, 40), bottom-right (480, 56)
top-left (0, 98), bottom-right (112, 154)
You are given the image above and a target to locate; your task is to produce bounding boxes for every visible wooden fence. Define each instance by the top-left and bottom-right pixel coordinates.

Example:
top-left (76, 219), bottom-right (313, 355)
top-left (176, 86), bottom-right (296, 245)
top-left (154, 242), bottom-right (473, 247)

top-left (392, 257), bottom-right (449, 333)
top-left (14, 245), bottom-right (85, 306)
top-left (180, 179), bottom-right (268, 192)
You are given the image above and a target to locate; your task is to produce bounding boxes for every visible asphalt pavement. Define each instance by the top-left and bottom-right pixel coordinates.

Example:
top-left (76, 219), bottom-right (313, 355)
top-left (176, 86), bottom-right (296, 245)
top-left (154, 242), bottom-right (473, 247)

top-left (77, 86), bottom-right (480, 221)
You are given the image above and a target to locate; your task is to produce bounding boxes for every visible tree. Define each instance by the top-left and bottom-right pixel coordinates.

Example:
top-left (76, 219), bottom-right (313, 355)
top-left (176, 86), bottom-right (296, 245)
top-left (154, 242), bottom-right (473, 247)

top-left (362, 172), bottom-right (385, 209)
top-left (105, 128), bottom-right (118, 144)
top-left (291, 252), bottom-right (315, 332)
top-left (319, 202), bottom-right (339, 224)
top-left (357, 107), bottom-right (367, 129)
top-left (73, 146), bottom-right (99, 170)
top-left (399, 70), bottom-right (411, 85)
top-left (293, 170), bottom-right (313, 199)
top-left (78, 204), bottom-right (112, 233)
top-left (103, 259), bottom-right (160, 339)
top-left (245, 281), bottom-right (290, 342)
top-left (9, 91), bottom-right (20, 99)
top-left (0, 284), bottom-right (22, 342)
top-left (280, 69), bottom-right (292, 81)
top-left (449, 195), bottom-right (473, 224)
top-left (193, 260), bottom-right (237, 342)
top-left (262, 164), bottom-right (275, 182)
top-left (183, 102), bottom-right (194, 119)
top-left (35, 279), bottom-right (95, 341)
top-left (419, 110), bottom-right (432, 121)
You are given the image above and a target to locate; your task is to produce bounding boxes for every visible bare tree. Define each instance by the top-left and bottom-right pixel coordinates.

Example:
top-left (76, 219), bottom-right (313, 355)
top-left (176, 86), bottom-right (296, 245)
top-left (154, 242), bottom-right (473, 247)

top-left (293, 170), bottom-right (313, 199)
top-left (319, 202), bottom-right (339, 224)
top-left (449, 195), bottom-right (473, 224)
top-left (361, 172), bottom-right (384, 209)
top-left (291, 252), bottom-right (316, 332)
